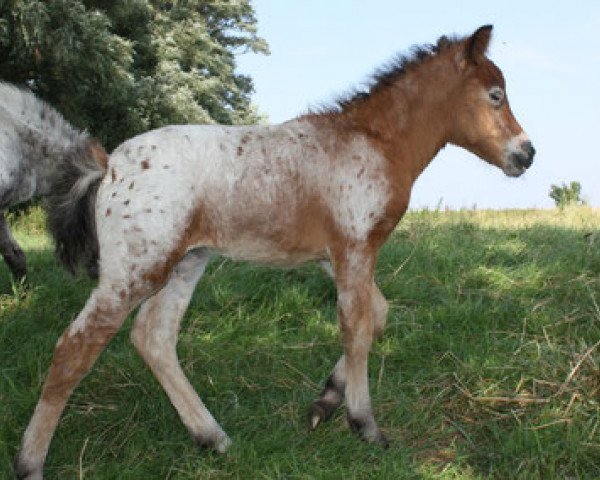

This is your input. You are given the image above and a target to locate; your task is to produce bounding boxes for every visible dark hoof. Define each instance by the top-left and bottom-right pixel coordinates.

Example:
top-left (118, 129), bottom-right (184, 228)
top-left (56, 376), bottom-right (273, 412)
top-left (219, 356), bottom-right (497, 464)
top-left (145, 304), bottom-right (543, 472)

top-left (13, 452), bottom-right (41, 480)
top-left (348, 416), bottom-right (390, 449)
top-left (308, 399), bottom-right (338, 430)
top-left (193, 432), bottom-right (232, 454)
top-left (4, 247), bottom-right (27, 281)
top-left (12, 269), bottom-right (27, 283)
top-left (309, 374), bottom-right (344, 431)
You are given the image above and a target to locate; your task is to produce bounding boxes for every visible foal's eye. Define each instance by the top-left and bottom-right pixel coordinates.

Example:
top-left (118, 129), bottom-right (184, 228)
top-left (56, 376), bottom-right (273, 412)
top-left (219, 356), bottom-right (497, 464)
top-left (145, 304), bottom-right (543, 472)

top-left (488, 87), bottom-right (504, 106)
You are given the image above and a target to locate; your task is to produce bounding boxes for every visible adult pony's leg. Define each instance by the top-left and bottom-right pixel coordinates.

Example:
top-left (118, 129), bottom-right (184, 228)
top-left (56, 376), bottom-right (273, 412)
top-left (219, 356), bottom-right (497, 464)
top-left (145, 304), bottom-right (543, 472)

top-left (130, 248), bottom-right (231, 453)
top-left (0, 210), bottom-right (26, 280)
top-left (14, 283), bottom-right (138, 479)
top-left (312, 251), bottom-right (387, 446)
top-left (309, 273), bottom-right (389, 433)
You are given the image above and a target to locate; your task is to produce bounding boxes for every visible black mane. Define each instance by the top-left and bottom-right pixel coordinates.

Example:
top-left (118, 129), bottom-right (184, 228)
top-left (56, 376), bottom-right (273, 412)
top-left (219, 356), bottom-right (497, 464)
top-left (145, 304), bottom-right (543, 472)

top-left (315, 34), bottom-right (462, 114)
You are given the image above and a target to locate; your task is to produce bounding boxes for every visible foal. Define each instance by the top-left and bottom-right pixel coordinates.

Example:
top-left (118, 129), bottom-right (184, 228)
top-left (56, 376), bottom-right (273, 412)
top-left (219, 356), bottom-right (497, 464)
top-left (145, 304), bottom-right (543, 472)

top-left (0, 82), bottom-right (105, 280)
top-left (15, 25), bottom-right (535, 478)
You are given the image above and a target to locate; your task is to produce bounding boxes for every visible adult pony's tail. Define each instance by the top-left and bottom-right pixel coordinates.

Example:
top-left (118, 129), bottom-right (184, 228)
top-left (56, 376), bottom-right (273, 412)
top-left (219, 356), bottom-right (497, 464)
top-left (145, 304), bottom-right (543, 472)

top-left (46, 139), bottom-right (108, 278)
top-left (0, 81), bottom-right (108, 278)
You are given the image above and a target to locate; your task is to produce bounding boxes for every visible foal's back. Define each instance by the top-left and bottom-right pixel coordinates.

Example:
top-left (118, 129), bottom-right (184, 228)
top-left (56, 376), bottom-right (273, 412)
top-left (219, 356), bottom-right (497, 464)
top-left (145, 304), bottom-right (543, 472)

top-left (98, 119), bottom-right (390, 272)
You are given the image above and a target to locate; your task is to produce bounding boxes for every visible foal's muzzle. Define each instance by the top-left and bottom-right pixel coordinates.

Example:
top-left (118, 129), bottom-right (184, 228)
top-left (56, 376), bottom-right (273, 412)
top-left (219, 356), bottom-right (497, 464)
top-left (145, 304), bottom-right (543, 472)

top-left (505, 139), bottom-right (535, 177)
top-left (512, 140), bottom-right (535, 169)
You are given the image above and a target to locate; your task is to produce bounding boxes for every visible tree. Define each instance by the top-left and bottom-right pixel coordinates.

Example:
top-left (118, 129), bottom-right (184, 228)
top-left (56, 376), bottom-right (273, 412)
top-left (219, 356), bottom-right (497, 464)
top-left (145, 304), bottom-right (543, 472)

top-left (0, 0), bottom-right (268, 150)
top-left (549, 181), bottom-right (587, 208)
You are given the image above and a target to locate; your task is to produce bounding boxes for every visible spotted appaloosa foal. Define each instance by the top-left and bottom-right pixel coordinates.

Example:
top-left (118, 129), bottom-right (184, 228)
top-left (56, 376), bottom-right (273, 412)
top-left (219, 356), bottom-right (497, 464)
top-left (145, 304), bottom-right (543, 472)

top-left (0, 82), bottom-right (106, 281)
top-left (15, 25), bottom-right (535, 478)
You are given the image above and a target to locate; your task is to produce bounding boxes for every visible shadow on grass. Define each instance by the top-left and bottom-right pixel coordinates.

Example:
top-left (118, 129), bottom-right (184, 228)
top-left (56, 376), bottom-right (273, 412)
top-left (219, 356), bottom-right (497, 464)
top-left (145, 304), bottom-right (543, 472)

top-left (1, 214), bottom-right (600, 478)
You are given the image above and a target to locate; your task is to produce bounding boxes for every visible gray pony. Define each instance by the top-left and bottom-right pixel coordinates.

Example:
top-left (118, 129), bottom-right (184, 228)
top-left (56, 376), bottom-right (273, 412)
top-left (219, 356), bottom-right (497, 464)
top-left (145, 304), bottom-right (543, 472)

top-left (0, 82), bottom-right (105, 280)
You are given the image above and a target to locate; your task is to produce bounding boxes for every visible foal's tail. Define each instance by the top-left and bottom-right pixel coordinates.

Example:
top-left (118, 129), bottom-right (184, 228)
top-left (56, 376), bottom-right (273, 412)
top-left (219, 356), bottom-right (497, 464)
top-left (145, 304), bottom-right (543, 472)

top-left (46, 139), bottom-right (108, 279)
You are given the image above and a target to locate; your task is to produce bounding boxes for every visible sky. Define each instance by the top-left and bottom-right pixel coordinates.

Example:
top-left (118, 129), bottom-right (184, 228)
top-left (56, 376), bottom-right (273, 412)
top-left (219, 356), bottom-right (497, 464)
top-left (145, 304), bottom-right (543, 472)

top-left (237, 1), bottom-right (600, 210)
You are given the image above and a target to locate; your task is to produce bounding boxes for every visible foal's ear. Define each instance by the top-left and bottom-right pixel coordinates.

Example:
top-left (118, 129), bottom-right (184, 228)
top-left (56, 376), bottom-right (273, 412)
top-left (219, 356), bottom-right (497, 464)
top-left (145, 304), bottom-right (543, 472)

top-left (467, 25), bottom-right (493, 65)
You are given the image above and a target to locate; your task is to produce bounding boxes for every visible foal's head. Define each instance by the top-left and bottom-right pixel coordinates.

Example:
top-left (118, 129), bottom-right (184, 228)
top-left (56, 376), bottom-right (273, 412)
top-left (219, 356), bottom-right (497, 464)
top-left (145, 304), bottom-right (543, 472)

top-left (447, 25), bottom-right (535, 177)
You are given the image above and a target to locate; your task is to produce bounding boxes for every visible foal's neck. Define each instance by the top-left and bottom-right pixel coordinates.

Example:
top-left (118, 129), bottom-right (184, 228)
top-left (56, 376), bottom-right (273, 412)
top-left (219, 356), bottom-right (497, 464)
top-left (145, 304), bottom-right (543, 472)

top-left (343, 53), bottom-right (459, 184)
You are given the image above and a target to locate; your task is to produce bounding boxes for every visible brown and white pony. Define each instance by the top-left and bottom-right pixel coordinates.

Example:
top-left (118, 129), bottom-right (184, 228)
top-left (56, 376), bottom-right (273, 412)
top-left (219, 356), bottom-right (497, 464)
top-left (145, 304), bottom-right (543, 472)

top-left (15, 25), bottom-right (534, 479)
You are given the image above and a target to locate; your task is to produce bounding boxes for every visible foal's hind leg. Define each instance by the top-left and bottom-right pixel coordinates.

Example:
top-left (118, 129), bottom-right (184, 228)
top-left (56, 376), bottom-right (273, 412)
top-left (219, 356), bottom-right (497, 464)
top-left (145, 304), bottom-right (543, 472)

top-left (14, 284), bottom-right (138, 479)
top-left (0, 210), bottom-right (26, 280)
top-left (310, 261), bottom-right (388, 443)
top-left (130, 248), bottom-right (231, 453)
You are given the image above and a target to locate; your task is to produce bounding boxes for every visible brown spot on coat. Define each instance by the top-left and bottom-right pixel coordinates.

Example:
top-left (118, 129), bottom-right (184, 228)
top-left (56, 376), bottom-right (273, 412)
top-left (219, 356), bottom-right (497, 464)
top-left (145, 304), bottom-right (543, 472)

top-left (111, 168), bottom-right (117, 182)
top-left (106, 208), bottom-right (112, 216)
top-left (141, 159), bottom-right (150, 170)
top-left (237, 146), bottom-right (243, 156)
top-left (129, 181), bottom-right (135, 190)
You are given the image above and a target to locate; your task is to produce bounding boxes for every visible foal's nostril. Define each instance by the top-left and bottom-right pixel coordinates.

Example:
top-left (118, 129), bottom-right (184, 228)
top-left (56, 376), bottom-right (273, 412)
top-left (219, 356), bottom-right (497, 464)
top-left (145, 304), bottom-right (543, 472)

top-left (514, 140), bottom-right (535, 169)
top-left (522, 140), bottom-right (535, 160)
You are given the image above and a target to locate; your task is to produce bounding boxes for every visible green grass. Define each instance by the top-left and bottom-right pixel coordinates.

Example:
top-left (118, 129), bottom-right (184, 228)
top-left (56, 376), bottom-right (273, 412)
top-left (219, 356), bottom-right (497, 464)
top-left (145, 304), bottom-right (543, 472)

top-left (1, 206), bottom-right (600, 479)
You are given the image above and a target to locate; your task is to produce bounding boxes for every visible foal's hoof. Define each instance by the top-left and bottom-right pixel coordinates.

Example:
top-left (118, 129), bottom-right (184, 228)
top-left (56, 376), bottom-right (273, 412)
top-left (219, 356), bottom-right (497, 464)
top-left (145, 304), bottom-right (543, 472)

top-left (194, 432), bottom-right (232, 454)
top-left (348, 417), bottom-right (390, 449)
top-left (13, 452), bottom-right (42, 480)
top-left (308, 399), bottom-right (338, 430)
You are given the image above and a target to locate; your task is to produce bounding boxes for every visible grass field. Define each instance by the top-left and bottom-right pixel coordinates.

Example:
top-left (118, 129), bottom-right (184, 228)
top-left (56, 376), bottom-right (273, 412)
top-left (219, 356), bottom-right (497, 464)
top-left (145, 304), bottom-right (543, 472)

top-left (1, 206), bottom-right (600, 479)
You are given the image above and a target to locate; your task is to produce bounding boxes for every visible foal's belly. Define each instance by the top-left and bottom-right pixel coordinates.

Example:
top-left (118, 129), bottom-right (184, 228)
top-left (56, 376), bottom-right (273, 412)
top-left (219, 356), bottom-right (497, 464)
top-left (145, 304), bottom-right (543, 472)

top-left (214, 238), bottom-right (327, 266)
top-left (190, 195), bottom-right (332, 266)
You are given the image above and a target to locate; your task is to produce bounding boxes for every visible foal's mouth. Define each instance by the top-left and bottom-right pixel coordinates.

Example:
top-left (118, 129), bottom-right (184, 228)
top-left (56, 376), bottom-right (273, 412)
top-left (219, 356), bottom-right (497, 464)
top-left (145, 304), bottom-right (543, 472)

top-left (503, 159), bottom-right (528, 177)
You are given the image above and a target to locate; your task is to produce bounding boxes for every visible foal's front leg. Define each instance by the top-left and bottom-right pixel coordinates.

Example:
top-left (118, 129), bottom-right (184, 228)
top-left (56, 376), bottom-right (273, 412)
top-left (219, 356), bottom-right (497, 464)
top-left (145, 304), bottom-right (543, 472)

top-left (0, 210), bottom-right (26, 280)
top-left (313, 251), bottom-right (388, 446)
top-left (309, 270), bottom-right (388, 434)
